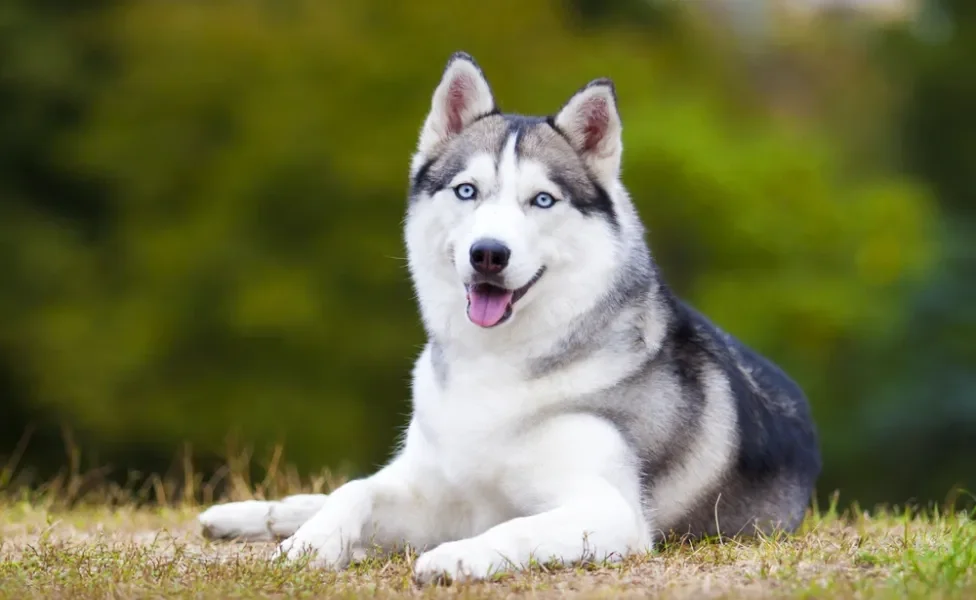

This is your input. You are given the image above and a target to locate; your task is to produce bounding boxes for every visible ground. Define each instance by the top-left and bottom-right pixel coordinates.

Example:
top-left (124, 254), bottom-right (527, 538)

top-left (0, 450), bottom-right (972, 599)
top-left (1, 496), bottom-right (974, 599)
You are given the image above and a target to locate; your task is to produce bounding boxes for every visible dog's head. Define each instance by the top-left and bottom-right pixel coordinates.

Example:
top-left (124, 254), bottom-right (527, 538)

top-left (405, 52), bottom-right (636, 345)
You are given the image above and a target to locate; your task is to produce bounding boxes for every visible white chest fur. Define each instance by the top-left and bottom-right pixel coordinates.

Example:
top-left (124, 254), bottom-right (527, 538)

top-left (404, 343), bottom-right (648, 541)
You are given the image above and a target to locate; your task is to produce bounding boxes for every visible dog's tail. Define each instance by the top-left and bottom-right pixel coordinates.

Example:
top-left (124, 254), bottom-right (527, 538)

top-left (198, 494), bottom-right (328, 541)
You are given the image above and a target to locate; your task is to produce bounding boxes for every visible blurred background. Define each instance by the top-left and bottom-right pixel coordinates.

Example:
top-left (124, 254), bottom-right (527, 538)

top-left (0, 0), bottom-right (973, 509)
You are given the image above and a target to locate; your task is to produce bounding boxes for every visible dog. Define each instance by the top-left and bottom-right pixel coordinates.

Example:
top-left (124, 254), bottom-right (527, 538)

top-left (197, 51), bottom-right (822, 584)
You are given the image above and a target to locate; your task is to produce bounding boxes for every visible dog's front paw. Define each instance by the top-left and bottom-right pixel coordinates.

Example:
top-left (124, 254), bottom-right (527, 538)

top-left (413, 538), bottom-right (507, 584)
top-left (198, 500), bottom-right (275, 541)
top-left (271, 526), bottom-right (353, 570)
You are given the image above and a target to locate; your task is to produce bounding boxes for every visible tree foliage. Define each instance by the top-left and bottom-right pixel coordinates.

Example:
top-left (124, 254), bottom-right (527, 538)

top-left (0, 0), bottom-right (967, 506)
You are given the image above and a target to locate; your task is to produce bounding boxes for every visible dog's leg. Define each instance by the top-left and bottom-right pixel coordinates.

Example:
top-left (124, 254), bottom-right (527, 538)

top-left (198, 493), bottom-right (329, 541)
top-left (412, 478), bottom-right (645, 583)
top-left (271, 449), bottom-right (446, 569)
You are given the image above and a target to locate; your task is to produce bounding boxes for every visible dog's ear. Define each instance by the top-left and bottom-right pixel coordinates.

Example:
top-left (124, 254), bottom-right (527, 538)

top-left (417, 52), bottom-right (496, 156)
top-left (553, 79), bottom-right (622, 183)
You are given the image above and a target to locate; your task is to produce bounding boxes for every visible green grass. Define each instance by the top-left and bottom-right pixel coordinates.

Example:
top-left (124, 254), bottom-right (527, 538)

top-left (1, 499), bottom-right (973, 598)
top-left (0, 448), bottom-right (974, 598)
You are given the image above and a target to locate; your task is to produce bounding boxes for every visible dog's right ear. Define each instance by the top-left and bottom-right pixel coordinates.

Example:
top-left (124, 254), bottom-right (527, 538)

top-left (416, 52), bottom-right (496, 156)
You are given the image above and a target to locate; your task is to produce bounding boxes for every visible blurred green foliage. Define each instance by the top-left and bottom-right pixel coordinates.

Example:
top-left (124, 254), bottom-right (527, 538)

top-left (0, 0), bottom-right (972, 507)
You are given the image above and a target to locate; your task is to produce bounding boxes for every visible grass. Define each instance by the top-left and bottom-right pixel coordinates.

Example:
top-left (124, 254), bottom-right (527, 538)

top-left (0, 445), bottom-right (974, 598)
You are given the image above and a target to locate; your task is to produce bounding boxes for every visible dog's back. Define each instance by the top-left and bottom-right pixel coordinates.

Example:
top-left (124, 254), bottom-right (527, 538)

top-left (652, 296), bottom-right (821, 538)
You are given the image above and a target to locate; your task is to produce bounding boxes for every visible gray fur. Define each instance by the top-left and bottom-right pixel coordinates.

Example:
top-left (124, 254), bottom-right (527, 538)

top-left (514, 280), bottom-right (820, 539)
top-left (429, 340), bottom-right (449, 390)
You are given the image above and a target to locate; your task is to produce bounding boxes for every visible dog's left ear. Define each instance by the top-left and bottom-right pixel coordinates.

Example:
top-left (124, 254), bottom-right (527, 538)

top-left (553, 79), bottom-right (622, 183)
top-left (417, 52), bottom-right (496, 156)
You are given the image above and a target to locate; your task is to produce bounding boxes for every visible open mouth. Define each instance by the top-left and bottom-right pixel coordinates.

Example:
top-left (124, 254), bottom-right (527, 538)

top-left (465, 267), bottom-right (546, 328)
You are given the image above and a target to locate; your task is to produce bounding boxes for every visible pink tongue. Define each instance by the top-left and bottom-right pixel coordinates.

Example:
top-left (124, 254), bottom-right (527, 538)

top-left (467, 287), bottom-right (514, 328)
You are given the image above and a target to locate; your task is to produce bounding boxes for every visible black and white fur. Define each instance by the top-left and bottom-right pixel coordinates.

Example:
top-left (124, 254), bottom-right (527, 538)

top-left (198, 52), bottom-right (821, 583)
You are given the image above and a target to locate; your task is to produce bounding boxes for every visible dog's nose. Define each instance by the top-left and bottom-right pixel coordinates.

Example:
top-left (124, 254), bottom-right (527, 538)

top-left (469, 239), bottom-right (510, 275)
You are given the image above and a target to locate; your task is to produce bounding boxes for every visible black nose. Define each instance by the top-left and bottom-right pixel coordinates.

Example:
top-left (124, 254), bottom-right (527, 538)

top-left (469, 239), bottom-right (511, 275)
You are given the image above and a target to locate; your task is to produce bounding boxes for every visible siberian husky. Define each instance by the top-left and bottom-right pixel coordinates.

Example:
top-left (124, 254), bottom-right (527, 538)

top-left (198, 52), bottom-right (821, 583)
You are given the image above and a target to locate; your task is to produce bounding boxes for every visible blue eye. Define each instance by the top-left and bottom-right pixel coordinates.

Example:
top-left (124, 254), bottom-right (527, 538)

top-left (532, 192), bottom-right (556, 209)
top-left (454, 183), bottom-right (478, 200)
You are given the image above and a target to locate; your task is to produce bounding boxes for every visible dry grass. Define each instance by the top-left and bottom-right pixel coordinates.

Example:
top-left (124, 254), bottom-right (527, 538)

top-left (0, 445), bottom-right (974, 598)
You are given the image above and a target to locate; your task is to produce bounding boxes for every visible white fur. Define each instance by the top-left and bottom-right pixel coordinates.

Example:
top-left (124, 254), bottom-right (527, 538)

top-left (200, 494), bottom-right (327, 541)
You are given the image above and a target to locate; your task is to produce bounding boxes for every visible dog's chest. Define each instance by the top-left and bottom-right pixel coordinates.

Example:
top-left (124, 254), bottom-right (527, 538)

top-left (417, 385), bottom-right (528, 481)
top-left (411, 343), bottom-right (635, 475)
top-left (412, 356), bottom-right (548, 502)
